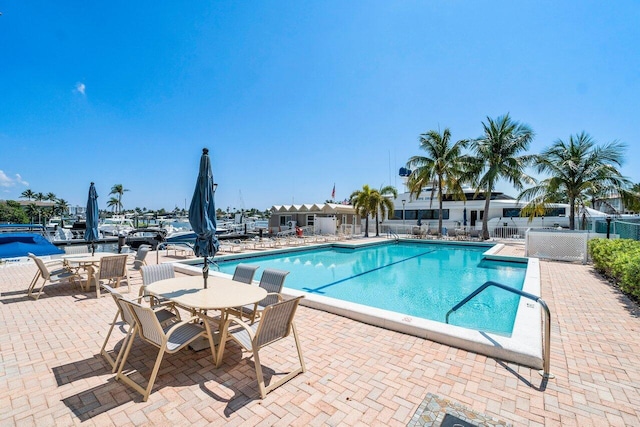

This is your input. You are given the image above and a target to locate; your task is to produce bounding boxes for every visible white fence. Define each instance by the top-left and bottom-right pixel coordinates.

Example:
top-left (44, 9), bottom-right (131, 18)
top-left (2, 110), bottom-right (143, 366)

top-left (525, 229), bottom-right (612, 264)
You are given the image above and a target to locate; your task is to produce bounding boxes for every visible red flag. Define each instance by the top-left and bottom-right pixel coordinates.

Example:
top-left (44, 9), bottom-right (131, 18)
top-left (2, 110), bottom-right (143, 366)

top-left (331, 184), bottom-right (335, 199)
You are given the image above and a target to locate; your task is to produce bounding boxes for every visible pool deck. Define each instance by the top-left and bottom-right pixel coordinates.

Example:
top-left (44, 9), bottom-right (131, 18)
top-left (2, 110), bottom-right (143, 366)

top-left (1, 240), bottom-right (640, 426)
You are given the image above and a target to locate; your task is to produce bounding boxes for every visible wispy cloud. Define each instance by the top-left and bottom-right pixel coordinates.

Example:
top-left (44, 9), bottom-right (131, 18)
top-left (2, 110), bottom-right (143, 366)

top-left (75, 82), bottom-right (86, 95)
top-left (0, 170), bottom-right (29, 188)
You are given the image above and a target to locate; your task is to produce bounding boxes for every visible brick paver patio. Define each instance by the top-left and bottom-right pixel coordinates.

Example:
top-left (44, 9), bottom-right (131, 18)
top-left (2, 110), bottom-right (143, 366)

top-left (1, 244), bottom-right (639, 426)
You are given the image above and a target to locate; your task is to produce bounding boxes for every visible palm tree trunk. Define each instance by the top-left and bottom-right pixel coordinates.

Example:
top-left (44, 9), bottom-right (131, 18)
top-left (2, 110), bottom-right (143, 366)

top-left (364, 216), bottom-right (369, 237)
top-left (375, 212), bottom-right (380, 236)
top-left (569, 197), bottom-right (576, 230)
top-left (482, 194), bottom-right (491, 240)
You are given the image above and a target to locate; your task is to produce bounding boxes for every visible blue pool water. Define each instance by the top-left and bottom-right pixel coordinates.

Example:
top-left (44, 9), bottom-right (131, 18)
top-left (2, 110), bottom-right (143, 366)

top-left (214, 242), bottom-right (527, 335)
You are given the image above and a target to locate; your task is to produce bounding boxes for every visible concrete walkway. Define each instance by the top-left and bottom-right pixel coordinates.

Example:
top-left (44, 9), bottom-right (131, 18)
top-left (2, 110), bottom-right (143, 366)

top-left (1, 243), bottom-right (639, 426)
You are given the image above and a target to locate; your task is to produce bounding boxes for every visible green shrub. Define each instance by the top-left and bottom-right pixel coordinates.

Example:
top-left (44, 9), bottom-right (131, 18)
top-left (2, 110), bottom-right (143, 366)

top-left (588, 238), bottom-right (640, 299)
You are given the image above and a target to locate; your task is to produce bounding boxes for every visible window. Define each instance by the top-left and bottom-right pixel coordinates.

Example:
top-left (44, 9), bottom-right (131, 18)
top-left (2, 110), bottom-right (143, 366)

top-left (279, 215), bottom-right (292, 226)
top-left (306, 215), bottom-right (314, 226)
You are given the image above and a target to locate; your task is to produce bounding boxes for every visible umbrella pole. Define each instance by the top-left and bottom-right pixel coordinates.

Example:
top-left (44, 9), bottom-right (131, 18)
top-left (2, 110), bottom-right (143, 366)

top-left (203, 256), bottom-right (209, 289)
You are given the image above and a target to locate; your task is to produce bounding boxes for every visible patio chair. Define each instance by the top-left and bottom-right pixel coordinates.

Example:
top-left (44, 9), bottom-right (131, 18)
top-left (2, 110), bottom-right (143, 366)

top-left (129, 245), bottom-right (151, 270)
top-left (140, 264), bottom-right (175, 305)
top-left (238, 268), bottom-right (289, 323)
top-left (216, 296), bottom-right (306, 399)
top-left (95, 254), bottom-right (130, 298)
top-left (115, 298), bottom-right (216, 402)
top-left (27, 253), bottom-right (79, 300)
top-left (232, 263), bottom-right (260, 284)
top-left (100, 284), bottom-right (179, 373)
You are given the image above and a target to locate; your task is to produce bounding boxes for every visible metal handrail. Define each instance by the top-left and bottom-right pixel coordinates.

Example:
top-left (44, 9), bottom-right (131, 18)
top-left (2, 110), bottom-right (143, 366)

top-left (387, 230), bottom-right (399, 241)
top-left (445, 280), bottom-right (554, 379)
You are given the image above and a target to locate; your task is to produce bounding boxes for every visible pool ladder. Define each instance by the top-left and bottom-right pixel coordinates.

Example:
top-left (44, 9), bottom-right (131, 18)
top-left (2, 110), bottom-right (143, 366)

top-left (387, 230), bottom-right (400, 241)
top-left (445, 281), bottom-right (554, 379)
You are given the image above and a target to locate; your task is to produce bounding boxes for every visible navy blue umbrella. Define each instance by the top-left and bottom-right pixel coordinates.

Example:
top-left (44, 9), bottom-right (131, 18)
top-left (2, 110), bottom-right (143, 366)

top-left (84, 182), bottom-right (100, 255)
top-left (188, 148), bottom-right (219, 288)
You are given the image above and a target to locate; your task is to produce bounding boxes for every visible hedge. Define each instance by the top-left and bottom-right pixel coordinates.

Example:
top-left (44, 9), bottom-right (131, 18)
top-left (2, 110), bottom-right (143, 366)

top-left (588, 238), bottom-right (640, 299)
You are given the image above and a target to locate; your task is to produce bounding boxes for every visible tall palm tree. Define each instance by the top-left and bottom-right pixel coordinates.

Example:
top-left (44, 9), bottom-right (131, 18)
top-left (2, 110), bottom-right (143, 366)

top-left (45, 192), bottom-right (57, 201)
top-left (20, 189), bottom-right (35, 201)
top-left (55, 198), bottom-right (69, 216)
top-left (467, 114), bottom-right (535, 239)
top-left (518, 132), bottom-right (629, 229)
top-left (34, 192), bottom-right (45, 202)
top-left (407, 128), bottom-right (468, 235)
top-left (350, 185), bottom-right (376, 237)
top-left (370, 185), bottom-right (398, 237)
top-left (109, 184), bottom-right (129, 215)
top-left (107, 197), bottom-right (120, 213)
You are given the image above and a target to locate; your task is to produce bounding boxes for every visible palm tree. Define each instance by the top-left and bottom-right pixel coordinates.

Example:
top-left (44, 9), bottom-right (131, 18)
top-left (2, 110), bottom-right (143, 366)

top-left (34, 192), bottom-right (45, 201)
top-left (467, 114), bottom-right (536, 239)
top-left (407, 128), bottom-right (468, 235)
top-left (24, 203), bottom-right (41, 224)
top-left (45, 192), bottom-right (57, 202)
top-left (107, 197), bottom-right (120, 213)
top-left (20, 189), bottom-right (35, 201)
top-left (350, 185), bottom-right (376, 237)
top-left (518, 132), bottom-right (629, 229)
top-left (55, 198), bottom-right (69, 216)
top-left (621, 183), bottom-right (640, 213)
top-left (370, 185), bottom-right (398, 236)
top-left (109, 184), bottom-right (129, 215)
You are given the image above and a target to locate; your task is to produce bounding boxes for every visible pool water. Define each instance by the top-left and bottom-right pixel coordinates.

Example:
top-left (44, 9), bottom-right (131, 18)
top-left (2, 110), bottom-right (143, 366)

top-left (214, 242), bottom-right (527, 335)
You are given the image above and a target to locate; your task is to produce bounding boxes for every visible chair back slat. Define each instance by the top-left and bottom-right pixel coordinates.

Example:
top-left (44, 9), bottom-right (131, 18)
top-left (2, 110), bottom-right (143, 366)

top-left (255, 296), bottom-right (302, 348)
top-left (64, 245), bottom-right (90, 255)
top-left (140, 264), bottom-right (175, 286)
top-left (98, 255), bottom-right (128, 280)
top-left (122, 299), bottom-right (165, 346)
top-left (232, 264), bottom-right (260, 284)
top-left (257, 268), bottom-right (289, 307)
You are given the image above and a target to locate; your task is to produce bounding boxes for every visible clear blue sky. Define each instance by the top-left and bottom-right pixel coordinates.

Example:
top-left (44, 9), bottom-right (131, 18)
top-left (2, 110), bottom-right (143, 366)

top-left (1, 1), bottom-right (638, 212)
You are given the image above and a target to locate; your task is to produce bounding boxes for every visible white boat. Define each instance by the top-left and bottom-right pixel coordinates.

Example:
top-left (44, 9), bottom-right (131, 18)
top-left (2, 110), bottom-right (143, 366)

top-left (99, 216), bottom-right (135, 236)
top-left (386, 168), bottom-right (611, 236)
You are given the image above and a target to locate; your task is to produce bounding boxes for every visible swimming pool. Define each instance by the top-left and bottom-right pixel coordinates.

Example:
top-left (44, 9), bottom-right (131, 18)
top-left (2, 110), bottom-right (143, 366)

top-left (176, 239), bottom-right (543, 369)
top-left (211, 242), bottom-right (525, 335)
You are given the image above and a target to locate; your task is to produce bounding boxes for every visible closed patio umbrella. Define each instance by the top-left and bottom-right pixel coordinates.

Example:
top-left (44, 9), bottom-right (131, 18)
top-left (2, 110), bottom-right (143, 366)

top-left (85, 182), bottom-right (100, 255)
top-left (188, 148), bottom-right (219, 288)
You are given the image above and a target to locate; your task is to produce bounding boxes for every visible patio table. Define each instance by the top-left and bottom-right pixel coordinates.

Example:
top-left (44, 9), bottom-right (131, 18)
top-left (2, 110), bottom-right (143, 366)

top-left (145, 275), bottom-right (267, 355)
top-left (62, 253), bottom-right (112, 293)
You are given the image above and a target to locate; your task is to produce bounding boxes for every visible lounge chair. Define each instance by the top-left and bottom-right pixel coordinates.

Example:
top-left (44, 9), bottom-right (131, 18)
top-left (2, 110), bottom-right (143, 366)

top-left (216, 296), bottom-right (306, 398)
top-left (232, 263), bottom-right (259, 284)
top-left (115, 298), bottom-right (216, 401)
top-left (238, 268), bottom-right (289, 323)
top-left (100, 284), bottom-right (179, 373)
top-left (27, 253), bottom-right (79, 300)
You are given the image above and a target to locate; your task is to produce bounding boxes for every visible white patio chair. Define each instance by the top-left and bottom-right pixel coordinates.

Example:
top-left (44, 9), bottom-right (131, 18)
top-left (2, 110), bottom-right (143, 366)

top-left (216, 296), bottom-right (306, 398)
top-left (232, 263), bottom-right (260, 285)
top-left (238, 268), bottom-right (289, 323)
top-left (115, 298), bottom-right (216, 401)
top-left (27, 253), bottom-right (79, 300)
top-left (129, 245), bottom-right (151, 270)
top-left (140, 264), bottom-right (175, 305)
top-left (95, 254), bottom-right (131, 298)
top-left (100, 284), bottom-right (179, 373)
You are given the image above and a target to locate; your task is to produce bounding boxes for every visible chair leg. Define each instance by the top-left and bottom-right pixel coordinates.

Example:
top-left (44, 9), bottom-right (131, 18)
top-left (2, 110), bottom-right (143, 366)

top-left (30, 278), bottom-right (47, 300)
top-left (253, 347), bottom-right (267, 399)
top-left (142, 346), bottom-right (167, 402)
top-left (27, 271), bottom-right (41, 295)
top-left (100, 311), bottom-right (120, 369)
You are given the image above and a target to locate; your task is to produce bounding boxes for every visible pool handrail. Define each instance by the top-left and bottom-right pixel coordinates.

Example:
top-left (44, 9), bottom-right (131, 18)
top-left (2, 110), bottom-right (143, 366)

top-left (445, 280), bottom-right (554, 379)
